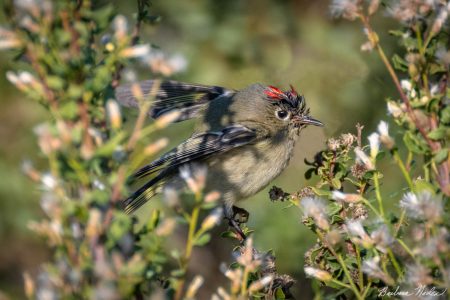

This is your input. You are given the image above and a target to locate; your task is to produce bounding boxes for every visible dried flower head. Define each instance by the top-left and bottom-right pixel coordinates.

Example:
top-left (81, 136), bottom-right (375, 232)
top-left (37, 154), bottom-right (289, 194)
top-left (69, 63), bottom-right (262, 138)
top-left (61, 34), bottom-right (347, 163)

top-left (346, 220), bottom-right (374, 248)
top-left (370, 224), bottom-right (393, 253)
top-left (301, 197), bottom-right (330, 231)
top-left (400, 191), bottom-right (443, 223)
top-left (179, 163), bottom-right (207, 194)
top-left (330, 0), bottom-right (361, 20)
top-left (406, 264), bottom-right (433, 286)
top-left (420, 228), bottom-right (449, 258)
top-left (362, 256), bottom-right (394, 285)
top-left (387, 101), bottom-right (405, 118)
top-left (354, 147), bottom-right (375, 170)
top-left (436, 47), bottom-right (450, 65)
top-left (340, 133), bottom-right (356, 147)
top-left (327, 138), bottom-right (341, 151)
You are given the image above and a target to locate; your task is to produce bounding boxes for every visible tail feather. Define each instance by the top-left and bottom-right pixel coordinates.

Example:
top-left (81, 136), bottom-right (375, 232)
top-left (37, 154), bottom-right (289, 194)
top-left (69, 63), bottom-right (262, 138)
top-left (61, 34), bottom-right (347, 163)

top-left (123, 175), bottom-right (164, 214)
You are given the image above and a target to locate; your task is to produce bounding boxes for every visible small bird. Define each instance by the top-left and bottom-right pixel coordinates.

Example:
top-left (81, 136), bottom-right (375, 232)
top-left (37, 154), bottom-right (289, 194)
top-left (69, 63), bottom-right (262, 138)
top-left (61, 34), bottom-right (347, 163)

top-left (116, 81), bottom-right (322, 225)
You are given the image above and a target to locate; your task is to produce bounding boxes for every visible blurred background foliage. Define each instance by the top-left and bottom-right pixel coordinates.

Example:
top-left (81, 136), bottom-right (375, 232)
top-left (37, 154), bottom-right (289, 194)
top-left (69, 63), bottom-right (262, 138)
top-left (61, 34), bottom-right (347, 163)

top-left (0, 0), bottom-right (404, 298)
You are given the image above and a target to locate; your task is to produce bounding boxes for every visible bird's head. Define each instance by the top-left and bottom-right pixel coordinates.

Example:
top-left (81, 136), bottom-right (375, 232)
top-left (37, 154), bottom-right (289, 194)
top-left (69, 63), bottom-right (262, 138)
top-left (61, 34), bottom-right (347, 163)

top-left (262, 85), bottom-right (323, 134)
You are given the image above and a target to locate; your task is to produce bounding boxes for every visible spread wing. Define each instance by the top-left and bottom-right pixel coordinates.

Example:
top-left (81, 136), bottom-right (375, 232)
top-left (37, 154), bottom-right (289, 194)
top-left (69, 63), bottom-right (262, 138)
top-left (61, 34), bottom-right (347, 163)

top-left (115, 80), bottom-right (235, 122)
top-left (123, 124), bottom-right (258, 214)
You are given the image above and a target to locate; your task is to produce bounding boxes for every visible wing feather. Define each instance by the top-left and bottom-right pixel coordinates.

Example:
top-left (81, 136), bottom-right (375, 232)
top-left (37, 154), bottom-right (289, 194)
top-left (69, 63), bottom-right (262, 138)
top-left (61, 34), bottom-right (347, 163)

top-left (123, 125), bottom-right (258, 213)
top-left (115, 80), bottom-right (235, 122)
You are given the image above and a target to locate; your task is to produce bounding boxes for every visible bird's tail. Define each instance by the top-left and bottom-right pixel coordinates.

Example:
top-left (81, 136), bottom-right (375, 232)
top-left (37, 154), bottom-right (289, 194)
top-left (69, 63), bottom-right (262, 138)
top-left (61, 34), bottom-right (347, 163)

top-left (123, 176), bottom-right (164, 214)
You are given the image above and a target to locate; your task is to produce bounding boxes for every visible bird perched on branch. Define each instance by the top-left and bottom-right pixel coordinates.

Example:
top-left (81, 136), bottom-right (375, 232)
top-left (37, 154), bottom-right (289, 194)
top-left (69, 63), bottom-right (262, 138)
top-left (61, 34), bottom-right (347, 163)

top-left (116, 81), bottom-right (322, 236)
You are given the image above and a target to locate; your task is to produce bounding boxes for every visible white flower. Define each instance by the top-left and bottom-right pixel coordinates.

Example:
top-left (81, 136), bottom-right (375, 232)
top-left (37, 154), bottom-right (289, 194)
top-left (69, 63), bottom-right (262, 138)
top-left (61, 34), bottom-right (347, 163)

top-left (330, 0), bottom-right (360, 20)
top-left (331, 191), bottom-right (361, 203)
top-left (377, 121), bottom-right (395, 149)
top-left (186, 276), bottom-right (204, 299)
top-left (120, 44), bottom-right (151, 58)
top-left (354, 147), bottom-right (374, 170)
top-left (370, 225), bottom-right (393, 253)
top-left (377, 121), bottom-right (389, 136)
top-left (41, 173), bottom-right (57, 190)
top-left (200, 207), bottom-right (223, 231)
top-left (301, 197), bottom-right (330, 231)
top-left (346, 220), bottom-right (373, 248)
top-left (362, 257), bottom-right (394, 285)
top-left (106, 99), bottom-right (122, 129)
top-left (113, 15), bottom-right (128, 40)
top-left (248, 275), bottom-right (273, 293)
top-left (387, 101), bottom-right (403, 118)
top-left (368, 133), bottom-right (380, 159)
top-left (304, 267), bottom-right (332, 281)
top-left (406, 264), bottom-right (433, 286)
top-left (400, 191), bottom-right (442, 223)
top-left (401, 79), bottom-right (417, 98)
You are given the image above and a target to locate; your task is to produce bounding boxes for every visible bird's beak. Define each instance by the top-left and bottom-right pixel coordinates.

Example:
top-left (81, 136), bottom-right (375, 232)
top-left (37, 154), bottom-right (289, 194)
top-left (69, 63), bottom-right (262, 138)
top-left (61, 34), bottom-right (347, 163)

top-left (300, 116), bottom-right (324, 127)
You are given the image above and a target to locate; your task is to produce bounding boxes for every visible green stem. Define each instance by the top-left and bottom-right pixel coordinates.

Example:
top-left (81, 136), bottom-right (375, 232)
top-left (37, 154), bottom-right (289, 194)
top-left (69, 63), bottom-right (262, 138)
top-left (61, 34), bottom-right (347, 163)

top-left (392, 150), bottom-right (414, 189)
top-left (336, 253), bottom-right (364, 300)
top-left (388, 249), bottom-right (403, 279)
top-left (362, 280), bottom-right (372, 299)
top-left (175, 192), bottom-right (202, 300)
top-left (362, 198), bottom-right (383, 220)
top-left (240, 267), bottom-right (249, 296)
top-left (317, 231), bottom-right (363, 300)
top-left (331, 279), bottom-right (353, 290)
top-left (392, 150), bottom-right (413, 237)
top-left (396, 239), bottom-right (416, 261)
top-left (355, 244), bottom-right (364, 291)
top-left (373, 172), bottom-right (385, 217)
top-left (185, 205), bottom-right (200, 258)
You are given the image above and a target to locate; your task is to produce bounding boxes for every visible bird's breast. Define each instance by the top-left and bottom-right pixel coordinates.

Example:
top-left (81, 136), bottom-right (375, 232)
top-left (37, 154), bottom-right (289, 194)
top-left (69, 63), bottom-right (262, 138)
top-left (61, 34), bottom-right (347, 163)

top-left (205, 133), bottom-right (296, 204)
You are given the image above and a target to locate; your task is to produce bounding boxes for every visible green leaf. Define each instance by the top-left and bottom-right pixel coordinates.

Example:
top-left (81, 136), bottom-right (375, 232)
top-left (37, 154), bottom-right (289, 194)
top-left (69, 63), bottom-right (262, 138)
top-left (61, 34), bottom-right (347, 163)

top-left (391, 54), bottom-right (408, 71)
top-left (388, 30), bottom-right (405, 37)
top-left (274, 288), bottom-right (286, 299)
top-left (331, 178), bottom-right (342, 189)
top-left (441, 106), bottom-right (450, 123)
top-left (46, 76), bottom-right (65, 90)
top-left (59, 101), bottom-right (78, 119)
top-left (427, 127), bottom-right (448, 140)
top-left (194, 233), bottom-right (211, 246)
top-left (434, 149), bottom-right (449, 164)
top-left (311, 187), bottom-right (330, 197)
top-left (305, 168), bottom-right (315, 179)
top-left (327, 202), bottom-right (342, 215)
top-left (414, 180), bottom-right (436, 194)
top-left (94, 132), bottom-right (126, 157)
top-left (403, 131), bottom-right (427, 154)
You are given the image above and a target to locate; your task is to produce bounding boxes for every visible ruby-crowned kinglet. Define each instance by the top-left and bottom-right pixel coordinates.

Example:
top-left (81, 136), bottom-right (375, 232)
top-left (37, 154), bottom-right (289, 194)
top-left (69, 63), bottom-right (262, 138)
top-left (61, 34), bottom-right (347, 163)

top-left (116, 81), bottom-right (323, 216)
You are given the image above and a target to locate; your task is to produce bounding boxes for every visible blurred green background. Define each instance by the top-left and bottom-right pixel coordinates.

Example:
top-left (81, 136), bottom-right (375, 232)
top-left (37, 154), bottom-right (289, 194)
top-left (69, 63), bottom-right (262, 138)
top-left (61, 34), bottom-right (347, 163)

top-left (0, 0), bottom-right (403, 298)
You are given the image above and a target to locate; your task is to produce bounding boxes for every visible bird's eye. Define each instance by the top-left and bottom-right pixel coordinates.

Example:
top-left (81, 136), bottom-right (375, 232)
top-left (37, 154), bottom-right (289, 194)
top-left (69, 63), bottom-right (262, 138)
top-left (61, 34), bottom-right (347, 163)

top-left (275, 109), bottom-right (290, 120)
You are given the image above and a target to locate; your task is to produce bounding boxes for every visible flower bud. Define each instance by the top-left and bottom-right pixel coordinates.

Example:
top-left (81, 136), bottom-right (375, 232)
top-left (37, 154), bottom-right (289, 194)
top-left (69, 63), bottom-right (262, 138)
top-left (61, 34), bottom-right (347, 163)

top-left (106, 99), bottom-right (122, 130)
top-left (304, 267), bottom-right (332, 282)
top-left (200, 207), bottom-right (223, 231)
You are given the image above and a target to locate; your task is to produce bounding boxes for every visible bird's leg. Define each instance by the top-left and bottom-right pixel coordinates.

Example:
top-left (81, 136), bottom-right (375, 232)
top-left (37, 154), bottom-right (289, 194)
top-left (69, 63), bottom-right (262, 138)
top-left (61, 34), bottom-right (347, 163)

top-left (223, 205), bottom-right (249, 241)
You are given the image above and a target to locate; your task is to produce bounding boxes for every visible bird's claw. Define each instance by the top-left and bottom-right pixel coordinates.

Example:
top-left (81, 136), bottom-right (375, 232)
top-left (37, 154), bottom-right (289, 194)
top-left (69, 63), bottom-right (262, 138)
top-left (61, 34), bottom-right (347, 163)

top-left (223, 206), bottom-right (250, 242)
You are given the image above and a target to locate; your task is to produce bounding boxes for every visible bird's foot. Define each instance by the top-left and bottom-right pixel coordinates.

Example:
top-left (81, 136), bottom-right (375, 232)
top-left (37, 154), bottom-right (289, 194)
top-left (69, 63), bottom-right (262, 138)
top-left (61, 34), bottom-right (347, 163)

top-left (232, 205), bottom-right (249, 224)
top-left (224, 206), bottom-right (250, 242)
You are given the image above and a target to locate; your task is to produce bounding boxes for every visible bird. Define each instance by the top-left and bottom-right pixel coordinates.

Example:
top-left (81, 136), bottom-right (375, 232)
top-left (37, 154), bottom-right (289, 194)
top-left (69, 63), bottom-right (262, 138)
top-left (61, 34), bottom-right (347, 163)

top-left (115, 80), bottom-right (323, 232)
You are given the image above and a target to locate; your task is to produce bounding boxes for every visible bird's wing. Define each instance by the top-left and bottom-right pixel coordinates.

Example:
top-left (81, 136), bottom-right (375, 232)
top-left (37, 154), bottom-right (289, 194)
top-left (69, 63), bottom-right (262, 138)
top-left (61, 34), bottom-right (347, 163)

top-left (124, 124), bottom-right (258, 214)
top-left (115, 80), bottom-right (236, 122)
